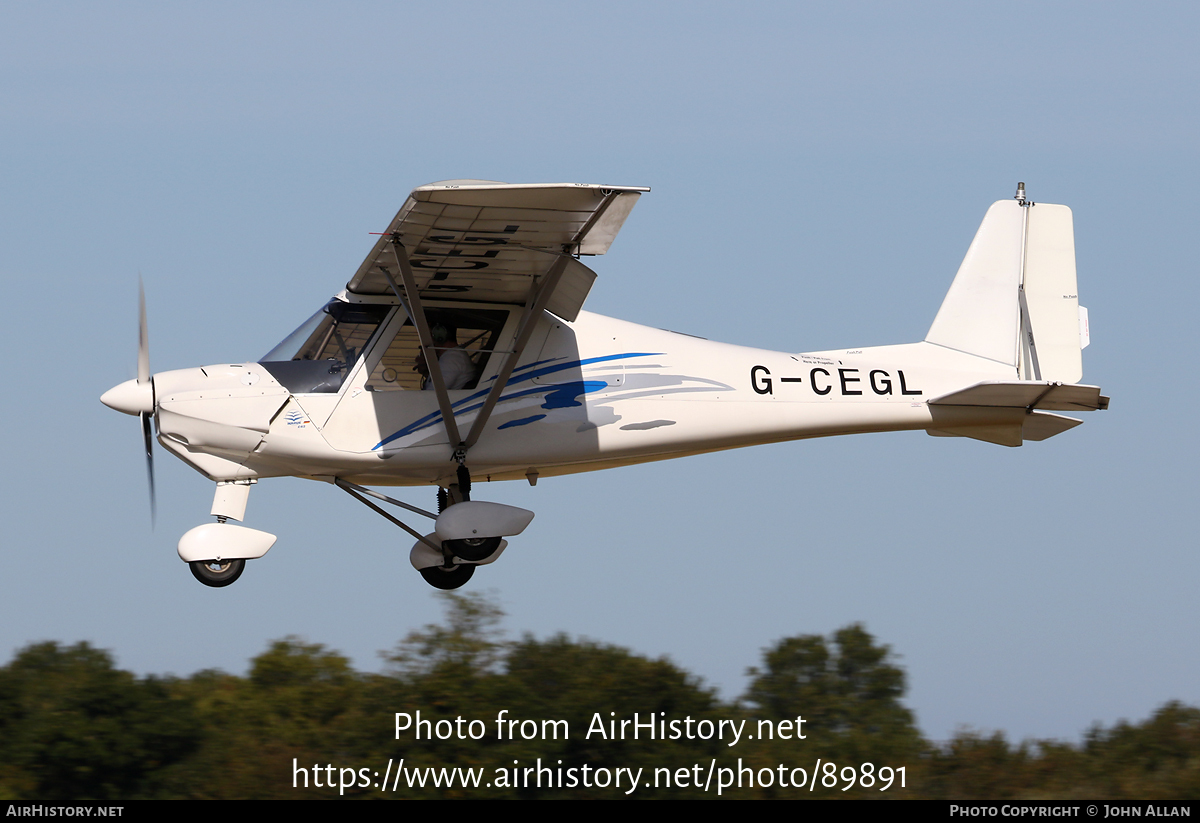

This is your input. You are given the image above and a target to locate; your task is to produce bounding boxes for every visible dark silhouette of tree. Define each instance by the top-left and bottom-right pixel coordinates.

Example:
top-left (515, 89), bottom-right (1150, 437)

top-left (165, 638), bottom-right (367, 799)
top-left (3, 600), bottom-right (1199, 799)
top-left (0, 642), bottom-right (199, 800)
top-left (744, 624), bottom-right (924, 769)
top-left (503, 633), bottom-right (726, 798)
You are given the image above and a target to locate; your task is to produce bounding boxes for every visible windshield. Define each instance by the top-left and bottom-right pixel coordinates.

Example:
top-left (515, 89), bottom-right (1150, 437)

top-left (260, 299), bottom-right (391, 393)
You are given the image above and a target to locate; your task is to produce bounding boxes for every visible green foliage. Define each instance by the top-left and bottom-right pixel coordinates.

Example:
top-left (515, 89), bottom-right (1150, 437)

top-left (503, 634), bottom-right (726, 798)
top-left (1077, 701), bottom-right (1200, 798)
top-left (923, 730), bottom-right (1031, 799)
top-left (383, 591), bottom-right (507, 679)
top-left (923, 703), bottom-right (1200, 799)
top-left (0, 642), bottom-right (199, 800)
top-left (744, 624), bottom-right (924, 768)
top-left (166, 638), bottom-right (366, 799)
top-left (2, 601), bottom-right (1198, 799)
top-left (371, 594), bottom-right (726, 798)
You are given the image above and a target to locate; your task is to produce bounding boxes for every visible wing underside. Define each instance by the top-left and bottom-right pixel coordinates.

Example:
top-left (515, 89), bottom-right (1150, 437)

top-left (346, 181), bottom-right (647, 321)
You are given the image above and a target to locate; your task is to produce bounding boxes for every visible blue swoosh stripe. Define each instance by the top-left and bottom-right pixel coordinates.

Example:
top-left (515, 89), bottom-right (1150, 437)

top-left (372, 352), bottom-right (661, 450)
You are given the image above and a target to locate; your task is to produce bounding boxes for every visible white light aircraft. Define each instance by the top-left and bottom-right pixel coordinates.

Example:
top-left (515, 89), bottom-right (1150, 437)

top-left (102, 181), bottom-right (1107, 589)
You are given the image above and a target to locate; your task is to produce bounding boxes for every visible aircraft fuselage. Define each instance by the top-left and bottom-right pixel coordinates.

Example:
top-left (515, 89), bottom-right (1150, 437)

top-left (151, 304), bottom-right (1017, 489)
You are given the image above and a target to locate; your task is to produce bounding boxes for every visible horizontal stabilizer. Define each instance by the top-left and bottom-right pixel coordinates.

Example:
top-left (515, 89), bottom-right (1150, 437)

top-left (928, 409), bottom-right (1082, 446)
top-left (1021, 411), bottom-right (1083, 441)
top-left (928, 424), bottom-right (1023, 447)
top-left (930, 381), bottom-right (1109, 412)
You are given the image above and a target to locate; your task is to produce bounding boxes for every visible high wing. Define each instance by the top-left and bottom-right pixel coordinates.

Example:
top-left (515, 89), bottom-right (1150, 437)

top-left (345, 180), bottom-right (648, 321)
top-left (345, 180), bottom-right (648, 459)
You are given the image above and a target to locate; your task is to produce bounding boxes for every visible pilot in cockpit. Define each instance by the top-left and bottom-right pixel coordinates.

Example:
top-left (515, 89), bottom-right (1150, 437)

top-left (414, 321), bottom-right (477, 391)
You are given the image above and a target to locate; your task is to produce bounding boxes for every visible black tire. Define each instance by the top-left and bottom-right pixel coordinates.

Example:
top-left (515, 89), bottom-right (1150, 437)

top-left (190, 559), bottom-right (245, 588)
top-left (444, 536), bottom-right (502, 562)
top-left (419, 563), bottom-right (475, 590)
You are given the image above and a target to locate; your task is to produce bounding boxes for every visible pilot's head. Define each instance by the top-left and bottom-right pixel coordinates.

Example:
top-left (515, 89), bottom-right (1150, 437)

top-left (430, 322), bottom-right (458, 346)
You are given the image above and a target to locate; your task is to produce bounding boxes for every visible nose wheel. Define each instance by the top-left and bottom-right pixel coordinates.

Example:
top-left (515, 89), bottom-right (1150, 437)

top-left (189, 559), bottom-right (245, 588)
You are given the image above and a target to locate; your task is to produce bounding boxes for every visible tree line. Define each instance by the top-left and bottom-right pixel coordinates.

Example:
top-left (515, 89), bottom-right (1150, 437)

top-left (0, 593), bottom-right (1196, 799)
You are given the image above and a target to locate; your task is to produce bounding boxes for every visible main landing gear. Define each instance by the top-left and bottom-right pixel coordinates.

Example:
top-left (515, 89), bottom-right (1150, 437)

top-left (443, 536), bottom-right (503, 562)
top-left (419, 564), bottom-right (476, 590)
top-left (336, 467), bottom-right (534, 590)
top-left (437, 466), bottom-right (501, 562)
top-left (177, 470), bottom-right (533, 591)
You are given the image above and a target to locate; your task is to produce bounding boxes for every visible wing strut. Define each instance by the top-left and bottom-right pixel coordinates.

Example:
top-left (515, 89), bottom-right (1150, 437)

top-left (456, 188), bottom-right (627, 451)
top-left (461, 253), bottom-right (569, 451)
top-left (382, 236), bottom-right (463, 452)
top-left (380, 189), bottom-right (623, 464)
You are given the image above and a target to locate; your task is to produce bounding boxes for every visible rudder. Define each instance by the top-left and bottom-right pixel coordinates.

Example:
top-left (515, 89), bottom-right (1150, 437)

top-left (1020, 202), bottom-right (1083, 383)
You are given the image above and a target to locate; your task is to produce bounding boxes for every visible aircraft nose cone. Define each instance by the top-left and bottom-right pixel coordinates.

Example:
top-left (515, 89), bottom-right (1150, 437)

top-left (101, 378), bottom-right (154, 416)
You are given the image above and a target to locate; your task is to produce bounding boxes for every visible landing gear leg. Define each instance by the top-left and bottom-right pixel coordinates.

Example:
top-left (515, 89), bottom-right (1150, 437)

top-left (179, 481), bottom-right (271, 588)
top-left (456, 463), bottom-right (471, 501)
top-left (337, 479), bottom-right (479, 589)
top-left (445, 463), bottom-right (472, 507)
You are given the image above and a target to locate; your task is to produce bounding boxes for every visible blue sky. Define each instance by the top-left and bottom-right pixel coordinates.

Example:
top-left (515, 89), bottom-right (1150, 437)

top-left (2, 2), bottom-right (1197, 744)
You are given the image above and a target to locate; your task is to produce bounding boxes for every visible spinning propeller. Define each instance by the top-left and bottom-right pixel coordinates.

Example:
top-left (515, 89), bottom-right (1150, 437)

top-left (100, 280), bottom-right (157, 524)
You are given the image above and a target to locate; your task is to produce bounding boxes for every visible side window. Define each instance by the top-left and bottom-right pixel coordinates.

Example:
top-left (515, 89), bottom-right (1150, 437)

top-left (366, 308), bottom-right (509, 392)
top-left (367, 321), bottom-right (423, 391)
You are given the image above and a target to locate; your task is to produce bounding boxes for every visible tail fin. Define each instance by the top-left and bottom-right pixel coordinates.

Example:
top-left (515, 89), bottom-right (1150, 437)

top-left (925, 192), bottom-right (1086, 383)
